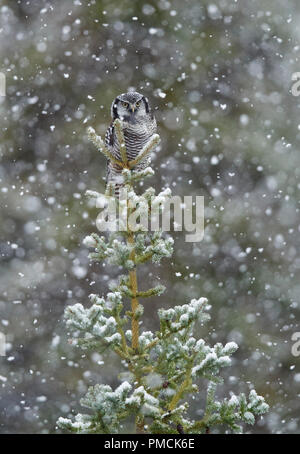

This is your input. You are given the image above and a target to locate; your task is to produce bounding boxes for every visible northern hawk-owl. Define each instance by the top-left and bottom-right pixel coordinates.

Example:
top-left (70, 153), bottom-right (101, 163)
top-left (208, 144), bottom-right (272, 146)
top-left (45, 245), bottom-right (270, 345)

top-left (105, 92), bottom-right (157, 195)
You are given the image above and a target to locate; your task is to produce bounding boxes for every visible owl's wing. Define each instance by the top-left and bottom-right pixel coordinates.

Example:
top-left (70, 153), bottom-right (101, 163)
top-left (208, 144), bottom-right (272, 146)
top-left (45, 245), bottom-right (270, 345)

top-left (105, 122), bottom-right (115, 185)
top-left (105, 122), bottom-right (115, 151)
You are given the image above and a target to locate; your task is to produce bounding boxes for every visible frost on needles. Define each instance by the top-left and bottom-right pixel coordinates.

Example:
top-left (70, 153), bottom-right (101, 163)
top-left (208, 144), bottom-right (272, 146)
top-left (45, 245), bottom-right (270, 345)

top-left (57, 120), bottom-right (269, 434)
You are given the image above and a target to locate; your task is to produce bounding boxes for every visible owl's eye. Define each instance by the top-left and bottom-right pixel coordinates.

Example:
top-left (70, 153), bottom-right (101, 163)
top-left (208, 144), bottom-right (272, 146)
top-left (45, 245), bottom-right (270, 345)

top-left (122, 102), bottom-right (128, 108)
top-left (135, 101), bottom-right (141, 108)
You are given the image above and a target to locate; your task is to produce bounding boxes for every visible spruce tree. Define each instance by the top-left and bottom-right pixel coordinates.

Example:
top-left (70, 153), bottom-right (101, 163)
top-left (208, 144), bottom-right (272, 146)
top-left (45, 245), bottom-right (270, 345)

top-left (57, 121), bottom-right (269, 434)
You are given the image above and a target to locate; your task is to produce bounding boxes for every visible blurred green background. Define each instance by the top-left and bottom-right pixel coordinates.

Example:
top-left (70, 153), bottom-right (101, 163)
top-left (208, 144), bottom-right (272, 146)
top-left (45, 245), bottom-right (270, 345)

top-left (0, 0), bottom-right (300, 433)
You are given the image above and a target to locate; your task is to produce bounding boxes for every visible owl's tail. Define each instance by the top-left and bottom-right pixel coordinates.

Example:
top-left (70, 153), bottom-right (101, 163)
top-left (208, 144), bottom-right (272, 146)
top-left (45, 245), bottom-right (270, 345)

top-left (112, 183), bottom-right (121, 198)
top-left (106, 161), bottom-right (124, 198)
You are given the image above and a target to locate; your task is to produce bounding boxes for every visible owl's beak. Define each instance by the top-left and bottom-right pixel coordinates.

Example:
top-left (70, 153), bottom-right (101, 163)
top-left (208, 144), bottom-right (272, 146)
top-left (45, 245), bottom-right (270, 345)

top-left (129, 104), bottom-right (135, 113)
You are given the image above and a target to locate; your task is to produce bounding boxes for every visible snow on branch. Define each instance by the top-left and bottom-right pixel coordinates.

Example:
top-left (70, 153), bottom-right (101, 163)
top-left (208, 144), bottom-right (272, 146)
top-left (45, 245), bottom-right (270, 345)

top-left (128, 134), bottom-right (160, 168)
top-left (114, 119), bottom-right (128, 165)
top-left (87, 126), bottom-right (124, 167)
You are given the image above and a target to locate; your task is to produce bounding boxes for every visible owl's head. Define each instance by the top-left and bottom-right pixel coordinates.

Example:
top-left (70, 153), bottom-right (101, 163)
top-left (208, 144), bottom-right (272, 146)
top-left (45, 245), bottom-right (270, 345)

top-left (111, 92), bottom-right (151, 122)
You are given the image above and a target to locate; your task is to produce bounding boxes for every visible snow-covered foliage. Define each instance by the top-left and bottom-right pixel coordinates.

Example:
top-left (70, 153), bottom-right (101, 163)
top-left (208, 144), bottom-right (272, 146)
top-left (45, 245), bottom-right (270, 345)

top-left (59, 288), bottom-right (269, 433)
top-left (57, 123), bottom-right (268, 434)
top-left (64, 292), bottom-right (123, 351)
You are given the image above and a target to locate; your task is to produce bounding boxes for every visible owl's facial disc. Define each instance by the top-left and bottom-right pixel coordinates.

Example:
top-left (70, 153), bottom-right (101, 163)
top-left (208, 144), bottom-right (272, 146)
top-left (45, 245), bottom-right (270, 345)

top-left (111, 93), bottom-right (149, 121)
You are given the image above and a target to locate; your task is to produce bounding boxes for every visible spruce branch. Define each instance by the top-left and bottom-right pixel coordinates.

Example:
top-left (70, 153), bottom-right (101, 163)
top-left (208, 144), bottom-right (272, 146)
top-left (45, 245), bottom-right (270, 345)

top-left (87, 126), bottom-right (124, 167)
top-left (128, 133), bottom-right (160, 168)
top-left (136, 285), bottom-right (166, 298)
top-left (114, 119), bottom-right (128, 166)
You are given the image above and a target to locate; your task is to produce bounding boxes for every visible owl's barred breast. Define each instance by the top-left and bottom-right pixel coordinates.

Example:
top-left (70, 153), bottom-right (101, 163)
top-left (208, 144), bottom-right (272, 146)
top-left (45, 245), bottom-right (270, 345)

top-left (106, 118), bottom-right (157, 189)
top-left (105, 92), bottom-right (157, 193)
top-left (114, 120), bottom-right (157, 163)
